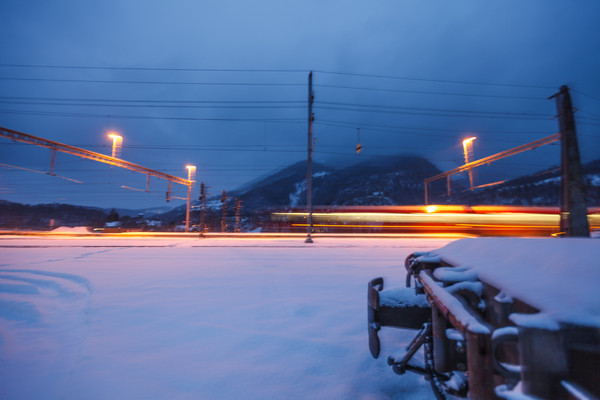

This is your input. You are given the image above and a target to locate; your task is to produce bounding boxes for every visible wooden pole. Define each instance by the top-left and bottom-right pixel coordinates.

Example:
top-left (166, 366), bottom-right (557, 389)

top-left (306, 71), bottom-right (314, 243)
top-left (551, 86), bottom-right (590, 237)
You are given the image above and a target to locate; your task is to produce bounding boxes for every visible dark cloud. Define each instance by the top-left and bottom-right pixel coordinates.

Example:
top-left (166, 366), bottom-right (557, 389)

top-left (1, 0), bottom-right (599, 208)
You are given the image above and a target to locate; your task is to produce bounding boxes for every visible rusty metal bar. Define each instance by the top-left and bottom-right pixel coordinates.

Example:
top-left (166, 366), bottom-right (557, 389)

top-left (0, 126), bottom-right (192, 187)
top-left (419, 271), bottom-right (490, 336)
top-left (419, 270), bottom-right (497, 399)
top-left (424, 133), bottom-right (560, 204)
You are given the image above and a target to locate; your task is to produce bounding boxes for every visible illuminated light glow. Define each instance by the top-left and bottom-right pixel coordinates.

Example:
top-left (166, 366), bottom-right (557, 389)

top-left (454, 224), bottom-right (558, 228)
top-left (185, 165), bottom-right (197, 182)
top-left (426, 205), bottom-right (437, 213)
top-left (108, 133), bottom-right (122, 140)
top-left (274, 212), bottom-right (561, 226)
top-left (462, 136), bottom-right (477, 147)
top-left (290, 223), bottom-right (469, 229)
top-left (272, 208), bottom-right (600, 236)
top-left (107, 132), bottom-right (123, 158)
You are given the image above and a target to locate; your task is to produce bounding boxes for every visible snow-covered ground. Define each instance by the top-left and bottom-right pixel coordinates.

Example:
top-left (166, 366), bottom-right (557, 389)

top-left (429, 237), bottom-right (600, 329)
top-left (0, 236), bottom-right (453, 400)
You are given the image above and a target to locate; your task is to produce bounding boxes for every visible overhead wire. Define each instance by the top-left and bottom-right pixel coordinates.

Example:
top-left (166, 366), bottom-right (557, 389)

top-left (315, 101), bottom-right (551, 117)
top-left (0, 109), bottom-right (304, 122)
top-left (0, 63), bottom-right (308, 74)
top-left (314, 83), bottom-right (548, 100)
top-left (2, 63), bottom-right (596, 208)
top-left (572, 88), bottom-right (600, 103)
top-left (0, 95), bottom-right (303, 104)
top-left (315, 105), bottom-right (552, 121)
top-left (0, 76), bottom-right (305, 86)
top-left (315, 119), bottom-right (552, 136)
top-left (0, 100), bottom-right (305, 110)
top-left (314, 70), bottom-right (555, 90)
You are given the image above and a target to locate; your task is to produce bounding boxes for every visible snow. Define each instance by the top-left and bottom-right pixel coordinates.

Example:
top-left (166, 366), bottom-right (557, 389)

top-left (379, 287), bottom-right (429, 308)
top-left (0, 236), bottom-right (453, 400)
top-left (288, 180), bottom-right (305, 207)
top-left (433, 266), bottom-right (478, 283)
top-left (419, 271), bottom-right (491, 335)
top-left (427, 237), bottom-right (600, 328)
top-left (313, 171), bottom-right (329, 178)
top-left (51, 226), bottom-right (91, 233)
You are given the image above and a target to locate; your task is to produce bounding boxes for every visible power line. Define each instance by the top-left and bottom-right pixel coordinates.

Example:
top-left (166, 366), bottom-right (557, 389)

top-left (0, 109), bottom-right (305, 123)
top-left (577, 110), bottom-right (600, 119)
top-left (0, 95), bottom-right (303, 104)
top-left (579, 121), bottom-right (600, 127)
top-left (0, 76), bottom-right (305, 86)
top-left (0, 63), bottom-right (308, 73)
top-left (315, 105), bottom-right (551, 121)
top-left (0, 64), bottom-right (556, 90)
top-left (0, 100), bottom-right (305, 110)
top-left (315, 119), bottom-right (553, 136)
top-left (314, 84), bottom-right (547, 100)
top-left (314, 70), bottom-right (555, 90)
top-left (572, 89), bottom-right (600, 103)
top-left (576, 116), bottom-right (600, 122)
top-left (315, 101), bottom-right (550, 117)
top-left (1, 100), bottom-right (550, 120)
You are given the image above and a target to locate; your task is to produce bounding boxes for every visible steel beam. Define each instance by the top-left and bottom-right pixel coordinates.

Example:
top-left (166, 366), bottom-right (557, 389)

top-left (0, 126), bottom-right (192, 187)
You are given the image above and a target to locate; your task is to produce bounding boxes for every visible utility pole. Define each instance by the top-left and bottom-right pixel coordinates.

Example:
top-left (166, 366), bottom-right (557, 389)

top-left (199, 183), bottom-right (208, 235)
top-left (221, 190), bottom-right (229, 233)
top-left (185, 183), bottom-right (192, 232)
top-left (234, 198), bottom-right (243, 232)
top-left (305, 71), bottom-right (315, 243)
top-left (550, 85), bottom-right (590, 237)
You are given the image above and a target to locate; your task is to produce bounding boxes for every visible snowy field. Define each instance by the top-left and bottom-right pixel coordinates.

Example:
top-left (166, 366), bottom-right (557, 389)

top-left (0, 236), bottom-right (455, 400)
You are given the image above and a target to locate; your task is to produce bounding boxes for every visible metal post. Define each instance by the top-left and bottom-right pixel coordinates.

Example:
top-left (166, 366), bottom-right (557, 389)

top-left (551, 85), bottom-right (590, 237)
top-left (199, 183), bottom-right (207, 234)
top-left (221, 190), bottom-right (228, 233)
top-left (305, 71), bottom-right (314, 243)
top-left (234, 198), bottom-right (242, 232)
top-left (49, 148), bottom-right (57, 175)
top-left (424, 179), bottom-right (429, 205)
top-left (185, 183), bottom-right (192, 232)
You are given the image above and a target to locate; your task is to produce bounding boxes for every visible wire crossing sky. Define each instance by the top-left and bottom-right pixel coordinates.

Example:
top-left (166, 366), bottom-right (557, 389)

top-left (1, 0), bottom-right (599, 209)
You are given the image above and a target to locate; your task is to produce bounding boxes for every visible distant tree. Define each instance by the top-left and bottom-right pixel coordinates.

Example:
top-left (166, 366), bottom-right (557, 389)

top-left (107, 208), bottom-right (120, 222)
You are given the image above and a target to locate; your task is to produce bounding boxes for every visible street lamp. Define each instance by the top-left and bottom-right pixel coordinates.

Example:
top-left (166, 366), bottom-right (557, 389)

top-left (184, 165), bottom-right (196, 233)
top-left (462, 137), bottom-right (477, 190)
top-left (108, 133), bottom-right (123, 158)
top-left (186, 164), bottom-right (196, 181)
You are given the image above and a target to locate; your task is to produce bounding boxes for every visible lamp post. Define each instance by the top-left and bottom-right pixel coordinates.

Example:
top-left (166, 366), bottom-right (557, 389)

top-left (462, 137), bottom-right (476, 190)
top-left (185, 165), bottom-right (196, 232)
top-left (108, 133), bottom-right (123, 158)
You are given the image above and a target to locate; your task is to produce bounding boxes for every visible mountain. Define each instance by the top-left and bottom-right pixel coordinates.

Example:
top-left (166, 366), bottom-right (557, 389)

top-left (311, 155), bottom-right (443, 206)
top-left (228, 160), bottom-right (334, 211)
top-left (449, 158), bottom-right (600, 206)
top-left (0, 201), bottom-right (108, 229)
top-left (111, 206), bottom-right (173, 218)
top-left (231, 155), bottom-right (445, 210)
top-left (0, 201), bottom-right (175, 230)
top-left (2, 155), bottom-right (598, 231)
